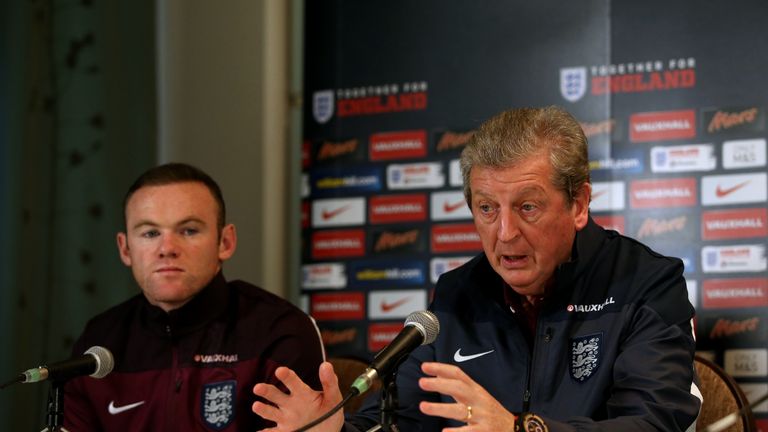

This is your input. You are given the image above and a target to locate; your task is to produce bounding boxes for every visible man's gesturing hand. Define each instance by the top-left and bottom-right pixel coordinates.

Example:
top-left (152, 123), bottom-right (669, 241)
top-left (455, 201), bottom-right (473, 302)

top-left (253, 362), bottom-right (345, 432)
top-left (418, 362), bottom-right (517, 431)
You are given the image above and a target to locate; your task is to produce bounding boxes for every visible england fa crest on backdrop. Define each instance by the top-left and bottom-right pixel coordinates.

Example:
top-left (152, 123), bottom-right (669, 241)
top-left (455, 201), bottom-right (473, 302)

top-left (313, 90), bottom-right (335, 124)
top-left (560, 67), bottom-right (587, 103)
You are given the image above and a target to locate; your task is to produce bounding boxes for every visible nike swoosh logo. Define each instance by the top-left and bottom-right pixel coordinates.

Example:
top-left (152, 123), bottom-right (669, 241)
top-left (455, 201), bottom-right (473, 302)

top-left (453, 348), bottom-right (494, 363)
top-left (591, 190), bottom-right (607, 200)
top-left (381, 298), bottom-right (410, 312)
top-left (321, 205), bottom-right (350, 220)
top-left (108, 400), bottom-right (145, 415)
top-left (715, 180), bottom-right (750, 198)
top-left (443, 200), bottom-right (466, 213)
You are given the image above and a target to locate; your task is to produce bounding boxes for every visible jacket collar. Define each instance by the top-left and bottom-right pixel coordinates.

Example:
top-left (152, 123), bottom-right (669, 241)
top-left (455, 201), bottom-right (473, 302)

top-left (142, 271), bottom-right (230, 338)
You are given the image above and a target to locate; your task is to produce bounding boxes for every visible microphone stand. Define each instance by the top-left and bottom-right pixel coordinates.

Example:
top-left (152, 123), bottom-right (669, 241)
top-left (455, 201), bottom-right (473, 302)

top-left (379, 372), bottom-right (400, 432)
top-left (40, 380), bottom-right (69, 432)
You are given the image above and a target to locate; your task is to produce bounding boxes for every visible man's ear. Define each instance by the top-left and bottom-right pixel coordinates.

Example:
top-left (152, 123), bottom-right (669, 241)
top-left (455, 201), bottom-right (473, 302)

top-left (572, 182), bottom-right (592, 231)
top-left (218, 224), bottom-right (237, 261)
top-left (116, 232), bottom-right (132, 266)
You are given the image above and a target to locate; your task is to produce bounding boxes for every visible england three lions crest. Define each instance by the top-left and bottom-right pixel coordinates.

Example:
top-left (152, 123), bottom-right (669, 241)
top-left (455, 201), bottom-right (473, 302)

top-left (201, 380), bottom-right (236, 430)
top-left (560, 67), bottom-right (587, 103)
top-left (570, 333), bottom-right (601, 382)
top-left (313, 89), bottom-right (335, 124)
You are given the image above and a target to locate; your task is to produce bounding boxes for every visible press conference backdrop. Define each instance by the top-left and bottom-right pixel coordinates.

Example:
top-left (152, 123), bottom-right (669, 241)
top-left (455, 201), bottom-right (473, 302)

top-left (300, 0), bottom-right (768, 427)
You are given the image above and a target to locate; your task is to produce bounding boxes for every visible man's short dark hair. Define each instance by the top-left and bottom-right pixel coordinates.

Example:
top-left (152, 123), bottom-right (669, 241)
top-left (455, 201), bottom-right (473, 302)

top-left (123, 163), bottom-right (226, 231)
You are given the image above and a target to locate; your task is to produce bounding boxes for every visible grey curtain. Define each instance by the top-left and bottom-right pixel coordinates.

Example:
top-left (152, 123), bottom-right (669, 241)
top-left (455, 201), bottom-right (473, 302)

top-left (0, 1), bottom-right (156, 429)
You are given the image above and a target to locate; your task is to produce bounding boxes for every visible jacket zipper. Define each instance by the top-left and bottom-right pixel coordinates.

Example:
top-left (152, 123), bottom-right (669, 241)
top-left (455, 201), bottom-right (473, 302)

top-left (523, 323), bottom-right (554, 414)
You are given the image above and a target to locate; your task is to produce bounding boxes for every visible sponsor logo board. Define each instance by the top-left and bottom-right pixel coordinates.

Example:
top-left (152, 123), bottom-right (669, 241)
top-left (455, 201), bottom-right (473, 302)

top-left (368, 289), bottom-right (428, 319)
top-left (336, 81), bottom-right (428, 119)
top-left (702, 106), bottom-right (765, 136)
top-left (589, 150), bottom-right (644, 175)
top-left (350, 260), bottom-right (426, 287)
top-left (630, 178), bottom-right (697, 208)
top-left (449, 159), bottom-right (463, 187)
top-left (699, 314), bottom-right (768, 349)
top-left (650, 144), bottom-right (716, 173)
top-left (301, 262), bottom-right (347, 290)
top-left (590, 181), bottom-right (625, 212)
top-left (430, 256), bottom-right (474, 283)
top-left (311, 167), bottom-right (381, 197)
top-left (701, 172), bottom-right (767, 206)
top-left (369, 130), bottom-right (427, 161)
top-left (633, 214), bottom-right (692, 241)
top-left (724, 349), bottom-right (768, 378)
top-left (701, 208), bottom-right (768, 240)
top-left (387, 162), bottom-right (445, 189)
top-left (431, 224), bottom-right (482, 253)
top-left (371, 227), bottom-right (425, 255)
top-left (592, 215), bottom-right (625, 234)
top-left (311, 292), bottom-right (365, 320)
top-left (314, 138), bottom-right (364, 164)
top-left (431, 190), bottom-right (471, 221)
top-left (434, 130), bottom-right (474, 153)
top-left (702, 245), bottom-right (767, 273)
top-left (311, 197), bottom-right (366, 227)
top-left (311, 229), bottom-right (366, 259)
top-left (630, 110), bottom-right (696, 142)
top-left (722, 139), bottom-right (767, 169)
top-left (369, 194), bottom-right (427, 224)
top-left (368, 323), bottom-right (403, 352)
top-left (702, 278), bottom-right (768, 309)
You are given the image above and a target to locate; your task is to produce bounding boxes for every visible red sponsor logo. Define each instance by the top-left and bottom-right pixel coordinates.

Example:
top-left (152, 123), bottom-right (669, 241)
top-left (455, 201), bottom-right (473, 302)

top-left (592, 215), bottom-right (625, 233)
top-left (709, 317), bottom-right (761, 339)
top-left (702, 208), bottom-right (768, 240)
top-left (338, 92), bottom-right (428, 118)
top-left (311, 229), bottom-right (365, 259)
top-left (301, 201), bottom-right (309, 229)
top-left (431, 224), bottom-right (482, 253)
top-left (369, 194), bottom-right (427, 224)
top-left (703, 278), bottom-right (768, 309)
top-left (592, 69), bottom-right (695, 96)
top-left (443, 199), bottom-right (466, 213)
top-left (302, 140), bottom-right (311, 168)
top-left (369, 130), bottom-right (427, 161)
top-left (311, 292), bottom-right (365, 321)
top-left (629, 178), bottom-right (697, 208)
top-left (368, 323), bottom-right (403, 352)
top-left (629, 110), bottom-right (696, 142)
top-left (380, 297), bottom-right (411, 313)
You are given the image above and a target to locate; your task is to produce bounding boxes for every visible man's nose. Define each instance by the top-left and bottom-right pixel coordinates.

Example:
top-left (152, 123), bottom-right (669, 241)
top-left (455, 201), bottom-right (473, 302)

top-left (497, 210), bottom-right (521, 242)
top-left (158, 234), bottom-right (180, 258)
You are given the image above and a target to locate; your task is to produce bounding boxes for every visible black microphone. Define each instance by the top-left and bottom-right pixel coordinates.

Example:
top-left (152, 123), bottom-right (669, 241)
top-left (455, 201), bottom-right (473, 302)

top-left (351, 310), bottom-right (440, 395)
top-left (16, 346), bottom-right (114, 385)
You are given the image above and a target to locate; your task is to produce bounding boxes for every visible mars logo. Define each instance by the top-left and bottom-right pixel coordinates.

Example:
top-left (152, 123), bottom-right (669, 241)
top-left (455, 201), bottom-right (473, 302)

top-left (703, 106), bottom-right (765, 135)
top-left (560, 67), bottom-right (587, 102)
top-left (708, 317), bottom-right (761, 339)
top-left (635, 215), bottom-right (688, 240)
top-left (435, 130), bottom-right (475, 153)
top-left (312, 90), bottom-right (334, 124)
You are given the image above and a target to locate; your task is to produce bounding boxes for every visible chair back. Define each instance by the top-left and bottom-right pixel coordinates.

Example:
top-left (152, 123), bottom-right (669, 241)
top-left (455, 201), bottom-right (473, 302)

top-left (695, 355), bottom-right (757, 432)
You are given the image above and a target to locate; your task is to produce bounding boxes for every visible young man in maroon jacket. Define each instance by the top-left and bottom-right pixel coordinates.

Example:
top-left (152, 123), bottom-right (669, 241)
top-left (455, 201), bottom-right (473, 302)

top-left (64, 163), bottom-right (324, 431)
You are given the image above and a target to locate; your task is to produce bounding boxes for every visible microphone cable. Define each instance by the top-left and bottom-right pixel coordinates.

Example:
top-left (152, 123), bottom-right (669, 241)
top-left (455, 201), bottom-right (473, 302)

top-left (292, 388), bottom-right (360, 432)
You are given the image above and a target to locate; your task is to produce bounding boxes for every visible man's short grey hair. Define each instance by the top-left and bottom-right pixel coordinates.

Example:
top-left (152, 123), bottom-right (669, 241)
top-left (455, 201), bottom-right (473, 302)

top-left (460, 106), bottom-right (590, 207)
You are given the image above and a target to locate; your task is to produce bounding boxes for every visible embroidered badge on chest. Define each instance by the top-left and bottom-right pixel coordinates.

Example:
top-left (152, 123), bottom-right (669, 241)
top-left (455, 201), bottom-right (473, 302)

top-left (570, 333), bottom-right (602, 382)
top-left (201, 380), bottom-right (236, 430)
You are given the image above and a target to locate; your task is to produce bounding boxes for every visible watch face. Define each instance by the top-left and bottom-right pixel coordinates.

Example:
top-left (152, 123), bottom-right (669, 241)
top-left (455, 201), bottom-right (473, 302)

top-left (523, 413), bottom-right (548, 432)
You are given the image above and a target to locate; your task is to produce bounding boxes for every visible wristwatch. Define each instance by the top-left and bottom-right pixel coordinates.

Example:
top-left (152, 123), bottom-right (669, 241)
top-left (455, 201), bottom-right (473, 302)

top-left (515, 412), bottom-right (548, 432)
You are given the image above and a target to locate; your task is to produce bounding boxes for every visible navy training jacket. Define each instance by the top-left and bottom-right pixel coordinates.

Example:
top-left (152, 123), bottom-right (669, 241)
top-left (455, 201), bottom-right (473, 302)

top-left (348, 217), bottom-right (701, 432)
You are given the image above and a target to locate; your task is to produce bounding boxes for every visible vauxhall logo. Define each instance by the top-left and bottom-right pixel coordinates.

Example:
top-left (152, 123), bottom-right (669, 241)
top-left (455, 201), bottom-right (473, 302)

top-left (567, 297), bottom-right (616, 313)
